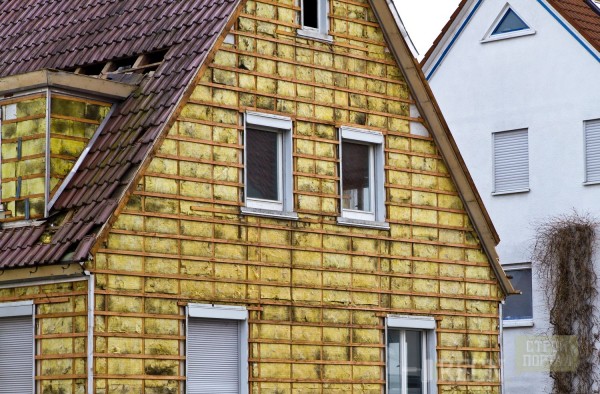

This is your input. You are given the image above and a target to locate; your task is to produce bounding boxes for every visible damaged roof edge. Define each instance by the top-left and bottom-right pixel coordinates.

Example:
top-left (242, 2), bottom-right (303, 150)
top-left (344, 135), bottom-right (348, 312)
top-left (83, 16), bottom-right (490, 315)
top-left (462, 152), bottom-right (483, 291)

top-left (0, 69), bottom-right (137, 99)
top-left (369, 0), bottom-right (516, 296)
top-left (88, 0), bottom-right (245, 260)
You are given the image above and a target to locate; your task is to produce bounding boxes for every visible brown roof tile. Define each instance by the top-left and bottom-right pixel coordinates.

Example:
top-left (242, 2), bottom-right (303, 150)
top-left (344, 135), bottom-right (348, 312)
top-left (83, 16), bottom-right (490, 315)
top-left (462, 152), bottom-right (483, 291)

top-left (547, 0), bottom-right (600, 53)
top-left (0, 0), bottom-right (240, 269)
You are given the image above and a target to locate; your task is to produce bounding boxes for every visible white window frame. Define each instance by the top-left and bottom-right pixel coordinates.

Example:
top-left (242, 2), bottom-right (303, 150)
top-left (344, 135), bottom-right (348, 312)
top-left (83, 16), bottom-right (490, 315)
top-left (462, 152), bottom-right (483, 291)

top-left (339, 126), bottom-right (387, 227)
top-left (583, 118), bottom-right (600, 186)
top-left (481, 3), bottom-right (535, 43)
top-left (243, 111), bottom-right (297, 219)
top-left (298, 0), bottom-right (333, 42)
top-left (492, 128), bottom-right (530, 195)
top-left (0, 300), bottom-right (35, 393)
top-left (386, 315), bottom-right (437, 394)
top-left (186, 304), bottom-right (249, 394)
top-left (502, 263), bottom-right (534, 328)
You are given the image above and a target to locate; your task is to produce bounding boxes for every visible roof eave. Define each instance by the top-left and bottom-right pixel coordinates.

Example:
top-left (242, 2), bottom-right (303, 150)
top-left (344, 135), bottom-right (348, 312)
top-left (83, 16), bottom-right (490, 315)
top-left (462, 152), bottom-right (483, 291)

top-left (369, 0), bottom-right (516, 296)
top-left (0, 69), bottom-right (137, 100)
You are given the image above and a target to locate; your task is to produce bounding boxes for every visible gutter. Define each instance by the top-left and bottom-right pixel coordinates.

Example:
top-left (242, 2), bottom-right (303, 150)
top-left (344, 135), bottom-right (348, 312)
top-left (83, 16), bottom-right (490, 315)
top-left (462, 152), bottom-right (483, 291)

top-left (84, 269), bottom-right (95, 394)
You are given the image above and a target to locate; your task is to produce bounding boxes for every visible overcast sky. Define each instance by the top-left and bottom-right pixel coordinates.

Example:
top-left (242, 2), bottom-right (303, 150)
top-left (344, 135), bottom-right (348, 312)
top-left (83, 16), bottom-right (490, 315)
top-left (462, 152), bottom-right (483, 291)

top-left (394, 0), bottom-right (462, 58)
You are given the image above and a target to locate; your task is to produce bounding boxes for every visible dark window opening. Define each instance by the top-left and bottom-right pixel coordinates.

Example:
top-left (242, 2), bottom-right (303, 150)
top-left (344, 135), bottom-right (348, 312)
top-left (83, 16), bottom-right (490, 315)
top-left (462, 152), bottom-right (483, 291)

top-left (303, 0), bottom-right (319, 29)
top-left (342, 141), bottom-right (371, 212)
top-left (492, 9), bottom-right (529, 35)
top-left (247, 128), bottom-right (280, 201)
top-left (504, 268), bottom-right (533, 320)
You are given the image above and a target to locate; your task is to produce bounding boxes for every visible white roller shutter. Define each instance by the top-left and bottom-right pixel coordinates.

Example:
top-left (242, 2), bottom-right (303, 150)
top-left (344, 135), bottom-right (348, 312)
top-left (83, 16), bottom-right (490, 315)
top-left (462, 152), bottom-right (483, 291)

top-left (585, 119), bottom-right (600, 183)
top-left (493, 129), bottom-right (529, 193)
top-left (187, 318), bottom-right (241, 394)
top-left (0, 302), bottom-right (34, 394)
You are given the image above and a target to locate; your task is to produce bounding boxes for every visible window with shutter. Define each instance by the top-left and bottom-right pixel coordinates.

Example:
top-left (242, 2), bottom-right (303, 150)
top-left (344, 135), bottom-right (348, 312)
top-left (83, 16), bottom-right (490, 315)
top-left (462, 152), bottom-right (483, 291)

top-left (585, 119), bottom-right (600, 184)
top-left (187, 304), bottom-right (248, 394)
top-left (493, 129), bottom-right (529, 194)
top-left (0, 301), bottom-right (34, 394)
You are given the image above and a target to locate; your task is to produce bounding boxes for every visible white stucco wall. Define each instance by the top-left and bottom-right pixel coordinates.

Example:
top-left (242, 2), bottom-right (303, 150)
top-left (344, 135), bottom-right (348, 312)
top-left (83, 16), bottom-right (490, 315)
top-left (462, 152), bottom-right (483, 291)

top-left (424, 0), bottom-right (600, 392)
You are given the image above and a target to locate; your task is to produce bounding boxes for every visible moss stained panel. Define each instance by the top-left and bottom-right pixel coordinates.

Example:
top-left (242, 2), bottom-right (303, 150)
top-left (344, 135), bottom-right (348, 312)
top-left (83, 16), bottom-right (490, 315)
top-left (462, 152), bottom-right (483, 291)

top-left (0, 280), bottom-right (89, 394)
top-left (1, 95), bottom-right (47, 220)
top-left (95, 1), bottom-right (503, 393)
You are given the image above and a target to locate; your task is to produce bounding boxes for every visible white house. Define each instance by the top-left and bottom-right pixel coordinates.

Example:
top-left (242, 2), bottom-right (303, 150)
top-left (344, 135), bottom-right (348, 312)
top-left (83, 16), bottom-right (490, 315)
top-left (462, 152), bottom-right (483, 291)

top-left (421, 0), bottom-right (600, 392)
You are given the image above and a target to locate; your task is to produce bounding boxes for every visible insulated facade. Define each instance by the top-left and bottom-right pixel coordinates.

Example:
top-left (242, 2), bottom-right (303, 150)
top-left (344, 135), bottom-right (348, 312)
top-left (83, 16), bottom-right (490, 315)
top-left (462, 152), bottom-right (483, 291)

top-left (94, 1), bottom-right (504, 393)
top-left (0, 0), bottom-right (510, 393)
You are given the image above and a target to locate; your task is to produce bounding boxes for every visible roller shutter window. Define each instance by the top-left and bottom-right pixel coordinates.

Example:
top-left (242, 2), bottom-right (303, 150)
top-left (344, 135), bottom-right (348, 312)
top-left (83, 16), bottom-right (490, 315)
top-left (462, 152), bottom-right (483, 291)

top-left (585, 119), bottom-right (600, 183)
top-left (187, 313), bottom-right (247, 394)
top-left (0, 302), bottom-right (34, 394)
top-left (493, 129), bottom-right (529, 194)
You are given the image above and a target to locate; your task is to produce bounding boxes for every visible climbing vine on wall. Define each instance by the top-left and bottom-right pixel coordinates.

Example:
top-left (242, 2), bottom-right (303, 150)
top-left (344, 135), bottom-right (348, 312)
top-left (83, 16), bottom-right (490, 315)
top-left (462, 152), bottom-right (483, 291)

top-left (533, 213), bottom-right (599, 394)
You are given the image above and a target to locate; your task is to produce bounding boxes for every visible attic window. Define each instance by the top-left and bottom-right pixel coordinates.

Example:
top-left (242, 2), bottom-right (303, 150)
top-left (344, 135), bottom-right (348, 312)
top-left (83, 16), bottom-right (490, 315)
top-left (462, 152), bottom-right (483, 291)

top-left (482, 5), bottom-right (535, 43)
top-left (298, 0), bottom-right (332, 42)
top-left (492, 9), bottom-right (528, 35)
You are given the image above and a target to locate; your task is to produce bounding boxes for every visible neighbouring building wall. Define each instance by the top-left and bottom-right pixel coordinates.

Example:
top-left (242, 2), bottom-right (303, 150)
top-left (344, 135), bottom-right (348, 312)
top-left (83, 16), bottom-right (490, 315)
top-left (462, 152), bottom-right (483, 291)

top-left (92, 0), bottom-right (504, 393)
top-left (426, 0), bottom-right (600, 392)
top-left (0, 278), bottom-right (89, 394)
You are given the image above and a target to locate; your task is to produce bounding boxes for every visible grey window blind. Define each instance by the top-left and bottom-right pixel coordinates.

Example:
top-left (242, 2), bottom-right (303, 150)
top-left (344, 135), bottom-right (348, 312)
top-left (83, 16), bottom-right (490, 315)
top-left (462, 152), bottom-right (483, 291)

top-left (493, 129), bottom-right (529, 193)
top-left (188, 318), bottom-right (240, 394)
top-left (0, 316), bottom-right (33, 394)
top-left (585, 119), bottom-right (600, 183)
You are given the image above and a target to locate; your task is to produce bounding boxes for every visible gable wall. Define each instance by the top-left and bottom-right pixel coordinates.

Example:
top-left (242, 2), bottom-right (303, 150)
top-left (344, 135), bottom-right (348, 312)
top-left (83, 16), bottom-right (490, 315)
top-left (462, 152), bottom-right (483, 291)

top-left (94, 0), bottom-right (503, 392)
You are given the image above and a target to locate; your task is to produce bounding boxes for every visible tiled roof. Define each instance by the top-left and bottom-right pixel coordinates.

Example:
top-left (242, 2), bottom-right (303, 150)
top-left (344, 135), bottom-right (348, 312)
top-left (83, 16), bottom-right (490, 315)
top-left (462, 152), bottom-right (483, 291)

top-left (547, 0), bottom-right (600, 53)
top-left (0, 0), bottom-right (240, 269)
top-left (422, 0), bottom-right (600, 66)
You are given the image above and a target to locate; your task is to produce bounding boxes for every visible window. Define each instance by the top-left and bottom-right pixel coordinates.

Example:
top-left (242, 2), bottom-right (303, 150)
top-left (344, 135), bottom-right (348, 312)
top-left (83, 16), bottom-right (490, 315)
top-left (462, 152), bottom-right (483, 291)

top-left (187, 304), bottom-right (248, 394)
top-left (482, 5), bottom-right (534, 42)
top-left (243, 112), bottom-right (295, 218)
top-left (503, 265), bottom-right (533, 327)
top-left (492, 129), bottom-right (529, 195)
top-left (0, 301), bottom-right (34, 394)
top-left (584, 119), bottom-right (600, 184)
top-left (386, 315), bottom-right (437, 394)
top-left (492, 9), bottom-right (528, 35)
top-left (298, 0), bottom-right (332, 41)
top-left (339, 126), bottom-right (386, 226)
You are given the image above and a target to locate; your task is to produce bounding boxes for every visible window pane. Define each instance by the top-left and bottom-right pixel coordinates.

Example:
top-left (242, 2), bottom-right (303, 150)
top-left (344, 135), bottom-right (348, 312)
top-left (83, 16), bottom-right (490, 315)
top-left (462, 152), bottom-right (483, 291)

top-left (247, 128), bottom-right (279, 201)
top-left (504, 268), bottom-right (533, 320)
top-left (342, 142), bottom-right (371, 211)
top-left (492, 9), bottom-right (529, 35)
top-left (387, 329), bottom-right (402, 394)
top-left (303, 0), bottom-right (319, 29)
top-left (406, 330), bottom-right (424, 394)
